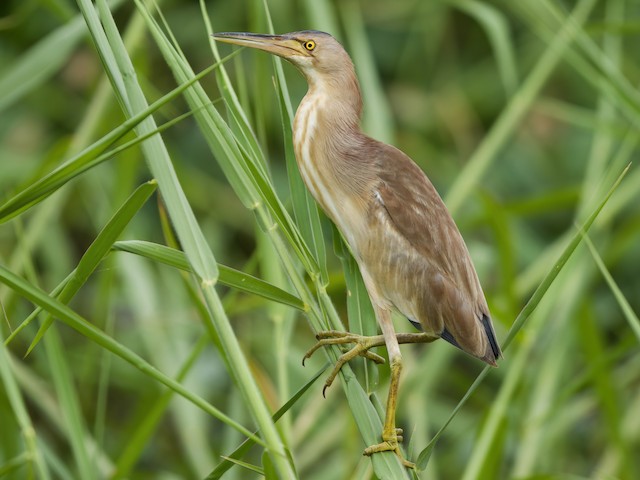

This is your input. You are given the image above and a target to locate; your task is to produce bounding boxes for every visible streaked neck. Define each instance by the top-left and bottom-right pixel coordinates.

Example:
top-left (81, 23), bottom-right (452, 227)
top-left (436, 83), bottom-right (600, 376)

top-left (300, 65), bottom-right (363, 133)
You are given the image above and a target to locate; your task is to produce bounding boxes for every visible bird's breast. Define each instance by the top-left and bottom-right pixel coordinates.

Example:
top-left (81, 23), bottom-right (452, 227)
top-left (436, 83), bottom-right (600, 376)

top-left (293, 93), bottom-right (369, 251)
top-left (293, 95), bottom-right (323, 201)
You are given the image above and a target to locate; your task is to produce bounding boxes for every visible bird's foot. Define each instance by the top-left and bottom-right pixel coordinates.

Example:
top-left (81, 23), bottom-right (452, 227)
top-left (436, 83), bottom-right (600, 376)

top-left (363, 428), bottom-right (415, 469)
top-left (302, 330), bottom-right (386, 396)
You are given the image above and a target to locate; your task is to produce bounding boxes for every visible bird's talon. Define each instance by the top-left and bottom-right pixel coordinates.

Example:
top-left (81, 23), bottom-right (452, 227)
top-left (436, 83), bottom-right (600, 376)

top-left (303, 331), bottom-right (384, 375)
top-left (362, 350), bottom-right (386, 364)
top-left (363, 438), bottom-right (415, 469)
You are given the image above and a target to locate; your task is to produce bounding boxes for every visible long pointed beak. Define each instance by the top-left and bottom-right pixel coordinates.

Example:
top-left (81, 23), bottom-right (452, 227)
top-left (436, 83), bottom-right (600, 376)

top-left (212, 32), bottom-right (305, 58)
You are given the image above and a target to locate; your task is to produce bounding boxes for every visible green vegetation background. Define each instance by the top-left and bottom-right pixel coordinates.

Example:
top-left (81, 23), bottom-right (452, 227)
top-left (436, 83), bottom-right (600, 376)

top-left (1, 0), bottom-right (639, 479)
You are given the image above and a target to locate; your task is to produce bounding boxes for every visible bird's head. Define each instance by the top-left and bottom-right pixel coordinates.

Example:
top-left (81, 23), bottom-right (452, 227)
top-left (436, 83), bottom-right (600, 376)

top-left (212, 30), bottom-right (354, 85)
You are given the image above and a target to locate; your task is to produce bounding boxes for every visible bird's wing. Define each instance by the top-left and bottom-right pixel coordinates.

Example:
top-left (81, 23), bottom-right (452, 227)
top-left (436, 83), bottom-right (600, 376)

top-left (374, 145), bottom-right (478, 296)
top-left (372, 144), bottom-right (499, 362)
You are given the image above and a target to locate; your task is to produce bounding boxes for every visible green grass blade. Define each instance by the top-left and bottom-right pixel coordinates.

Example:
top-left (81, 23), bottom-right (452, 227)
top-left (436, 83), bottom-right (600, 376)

top-left (42, 327), bottom-right (95, 478)
top-left (112, 240), bottom-right (306, 311)
top-left (4, 272), bottom-right (71, 346)
top-left (444, 0), bottom-right (598, 215)
top-left (223, 456), bottom-right (264, 475)
top-left (0, 0), bottom-right (122, 112)
top-left (583, 234), bottom-right (640, 343)
top-left (0, 334), bottom-right (50, 479)
top-left (93, 1), bottom-right (296, 474)
top-left (416, 163), bottom-right (630, 470)
top-left (448, 0), bottom-right (518, 95)
top-left (206, 364), bottom-right (327, 480)
top-left (26, 181), bottom-right (157, 354)
top-left (0, 264), bottom-right (265, 447)
top-left (0, 59), bottom-right (232, 224)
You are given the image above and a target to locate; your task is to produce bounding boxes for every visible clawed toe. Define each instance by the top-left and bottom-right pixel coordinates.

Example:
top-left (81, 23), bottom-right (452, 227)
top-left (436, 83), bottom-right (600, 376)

top-left (363, 430), bottom-right (415, 469)
top-left (302, 330), bottom-right (387, 393)
top-left (302, 330), bottom-right (415, 468)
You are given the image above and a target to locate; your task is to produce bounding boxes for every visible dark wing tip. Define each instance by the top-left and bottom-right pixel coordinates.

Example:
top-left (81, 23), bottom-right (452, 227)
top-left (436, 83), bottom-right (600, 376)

top-left (440, 327), bottom-right (462, 350)
top-left (481, 314), bottom-right (502, 364)
top-left (441, 316), bottom-right (502, 367)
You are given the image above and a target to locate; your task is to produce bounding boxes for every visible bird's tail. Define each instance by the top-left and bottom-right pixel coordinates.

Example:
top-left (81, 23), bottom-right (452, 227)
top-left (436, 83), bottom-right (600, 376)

top-left (480, 313), bottom-right (501, 365)
top-left (439, 313), bottom-right (501, 367)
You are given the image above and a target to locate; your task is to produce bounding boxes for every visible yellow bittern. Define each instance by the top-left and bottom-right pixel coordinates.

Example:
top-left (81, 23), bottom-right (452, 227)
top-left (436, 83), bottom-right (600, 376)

top-left (213, 30), bottom-right (501, 467)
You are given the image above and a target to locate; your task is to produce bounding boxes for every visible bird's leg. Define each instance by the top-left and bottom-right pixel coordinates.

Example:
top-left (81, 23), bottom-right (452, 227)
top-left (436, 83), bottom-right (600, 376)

top-left (303, 326), bottom-right (433, 467)
top-left (362, 307), bottom-right (415, 469)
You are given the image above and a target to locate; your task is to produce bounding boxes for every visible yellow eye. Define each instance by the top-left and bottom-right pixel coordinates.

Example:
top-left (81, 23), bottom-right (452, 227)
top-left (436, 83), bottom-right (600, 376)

top-left (303, 40), bottom-right (316, 51)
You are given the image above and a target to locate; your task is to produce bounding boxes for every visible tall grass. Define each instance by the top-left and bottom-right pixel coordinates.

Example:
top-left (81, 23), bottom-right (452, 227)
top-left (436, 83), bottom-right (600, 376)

top-left (1, 0), bottom-right (639, 479)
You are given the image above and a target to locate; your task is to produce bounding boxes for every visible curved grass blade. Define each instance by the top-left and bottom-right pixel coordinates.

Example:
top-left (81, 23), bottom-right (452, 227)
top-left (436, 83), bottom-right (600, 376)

top-left (416, 163), bottom-right (630, 470)
top-left (4, 272), bottom-right (71, 346)
top-left (444, 0), bottom-right (598, 215)
top-left (583, 233), bottom-right (640, 343)
top-left (206, 364), bottom-right (327, 480)
top-left (25, 181), bottom-right (157, 354)
top-left (93, 1), bottom-right (296, 474)
top-left (112, 240), bottom-right (307, 311)
top-left (447, 0), bottom-right (518, 95)
top-left (0, 56), bottom-right (236, 224)
top-left (0, 0), bottom-right (124, 112)
top-left (0, 265), bottom-right (264, 448)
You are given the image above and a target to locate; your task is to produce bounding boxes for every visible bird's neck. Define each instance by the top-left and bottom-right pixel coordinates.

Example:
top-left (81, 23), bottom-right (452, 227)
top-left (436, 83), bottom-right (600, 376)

top-left (301, 69), bottom-right (363, 133)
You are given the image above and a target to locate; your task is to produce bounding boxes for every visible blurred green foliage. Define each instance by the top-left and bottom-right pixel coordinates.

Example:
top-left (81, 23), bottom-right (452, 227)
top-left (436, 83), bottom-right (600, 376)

top-left (1, 0), bottom-right (639, 479)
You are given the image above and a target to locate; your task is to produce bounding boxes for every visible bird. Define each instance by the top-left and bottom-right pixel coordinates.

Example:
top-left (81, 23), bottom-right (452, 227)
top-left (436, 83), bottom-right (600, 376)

top-left (213, 30), bottom-right (501, 468)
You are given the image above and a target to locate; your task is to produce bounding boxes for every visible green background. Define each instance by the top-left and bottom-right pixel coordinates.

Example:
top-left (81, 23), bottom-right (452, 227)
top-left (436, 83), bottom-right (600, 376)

top-left (1, 0), bottom-right (639, 478)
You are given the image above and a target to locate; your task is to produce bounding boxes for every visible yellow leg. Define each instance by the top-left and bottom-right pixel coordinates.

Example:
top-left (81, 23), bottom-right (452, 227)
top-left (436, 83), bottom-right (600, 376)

top-left (362, 307), bottom-right (415, 468)
top-left (303, 320), bottom-right (430, 468)
top-left (362, 356), bottom-right (415, 468)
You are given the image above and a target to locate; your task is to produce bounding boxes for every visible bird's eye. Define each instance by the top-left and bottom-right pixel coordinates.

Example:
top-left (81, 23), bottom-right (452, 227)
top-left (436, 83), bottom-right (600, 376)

top-left (303, 40), bottom-right (316, 51)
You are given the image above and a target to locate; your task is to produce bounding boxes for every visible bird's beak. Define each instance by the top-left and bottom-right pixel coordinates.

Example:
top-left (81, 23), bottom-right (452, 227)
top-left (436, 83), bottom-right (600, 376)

top-left (212, 32), bottom-right (308, 58)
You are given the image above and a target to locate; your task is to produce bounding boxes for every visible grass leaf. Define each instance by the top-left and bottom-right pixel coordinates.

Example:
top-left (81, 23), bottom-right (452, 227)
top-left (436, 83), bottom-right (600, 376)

top-left (112, 240), bottom-right (306, 311)
top-left (0, 264), bottom-right (265, 446)
top-left (416, 163), bottom-right (630, 470)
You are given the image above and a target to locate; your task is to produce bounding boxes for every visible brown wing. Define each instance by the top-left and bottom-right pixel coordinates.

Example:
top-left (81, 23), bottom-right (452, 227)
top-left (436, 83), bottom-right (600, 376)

top-left (371, 143), bottom-right (500, 364)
